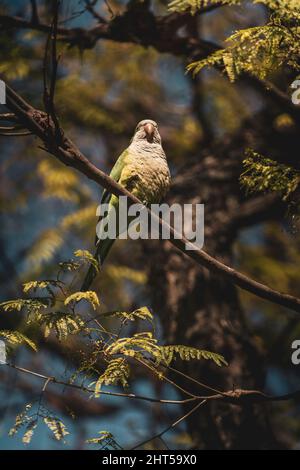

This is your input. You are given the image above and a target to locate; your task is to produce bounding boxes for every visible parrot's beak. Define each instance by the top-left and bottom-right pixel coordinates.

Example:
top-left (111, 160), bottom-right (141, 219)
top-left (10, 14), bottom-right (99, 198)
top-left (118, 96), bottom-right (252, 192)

top-left (144, 123), bottom-right (155, 142)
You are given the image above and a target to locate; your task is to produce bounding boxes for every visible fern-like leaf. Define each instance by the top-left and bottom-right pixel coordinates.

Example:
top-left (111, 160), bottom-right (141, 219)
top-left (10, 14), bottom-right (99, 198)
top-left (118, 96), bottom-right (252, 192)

top-left (74, 249), bottom-right (100, 273)
top-left (94, 358), bottom-right (130, 396)
top-left (64, 291), bottom-right (100, 310)
top-left (105, 331), bottom-right (161, 359)
top-left (103, 306), bottom-right (153, 323)
top-left (168, 0), bottom-right (240, 15)
top-left (160, 345), bottom-right (228, 367)
top-left (0, 330), bottom-right (37, 351)
top-left (44, 417), bottom-right (69, 441)
top-left (240, 149), bottom-right (300, 201)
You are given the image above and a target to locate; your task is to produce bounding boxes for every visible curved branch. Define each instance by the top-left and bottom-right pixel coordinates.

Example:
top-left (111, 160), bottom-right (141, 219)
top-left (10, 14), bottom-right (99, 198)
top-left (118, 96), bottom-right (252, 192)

top-left (7, 362), bottom-right (300, 406)
top-left (131, 399), bottom-right (208, 450)
top-left (3, 81), bottom-right (300, 313)
top-left (7, 363), bottom-right (197, 405)
top-left (1, 6), bottom-right (299, 119)
top-left (0, 9), bottom-right (218, 56)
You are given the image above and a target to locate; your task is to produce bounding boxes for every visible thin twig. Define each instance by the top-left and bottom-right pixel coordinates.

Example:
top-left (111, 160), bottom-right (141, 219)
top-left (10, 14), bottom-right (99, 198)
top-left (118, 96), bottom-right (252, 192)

top-left (0, 125), bottom-right (23, 131)
top-left (130, 400), bottom-right (207, 450)
top-left (133, 356), bottom-right (197, 399)
top-left (0, 131), bottom-right (32, 136)
top-left (104, 0), bottom-right (115, 19)
top-left (162, 362), bottom-right (225, 396)
top-left (49, 1), bottom-right (60, 126)
top-left (6, 363), bottom-right (198, 405)
top-left (0, 113), bottom-right (17, 121)
top-left (84, 0), bottom-right (107, 23)
top-left (43, 1), bottom-right (61, 137)
top-left (5, 363), bottom-right (300, 407)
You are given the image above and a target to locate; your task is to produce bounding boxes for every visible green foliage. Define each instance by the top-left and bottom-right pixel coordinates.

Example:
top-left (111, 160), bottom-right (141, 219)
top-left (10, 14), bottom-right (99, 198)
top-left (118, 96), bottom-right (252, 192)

top-left (1, 249), bottom-right (227, 415)
top-left (103, 306), bottom-right (153, 324)
top-left (3, 244), bottom-right (227, 443)
top-left (64, 291), bottom-right (100, 310)
top-left (0, 298), bottom-right (48, 313)
top-left (100, 332), bottom-right (227, 393)
top-left (168, 0), bottom-right (240, 15)
top-left (30, 311), bottom-right (86, 341)
top-left (0, 280), bottom-right (227, 373)
top-left (169, 0), bottom-right (300, 18)
top-left (0, 298), bottom-right (50, 320)
top-left (0, 56), bottom-right (30, 80)
top-left (22, 280), bottom-right (63, 304)
top-left (94, 358), bottom-right (130, 396)
top-left (26, 229), bottom-right (64, 271)
top-left (0, 253), bottom-right (102, 343)
top-left (74, 249), bottom-right (100, 273)
top-left (22, 420), bottom-right (38, 445)
top-left (105, 331), bottom-right (161, 358)
top-left (161, 345), bottom-right (228, 367)
top-left (0, 330), bottom-right (37, 351)
top-left (240, 149), bottom-right (300, 201)
top-left (44, 416), bottom-right (69, 441)
top-left (58, 260), bottom-right (81, 272)
top-left (56, 74), bottom-right (122, 132)
top-left (24, 212), bottom-right (97, 274)
top-left (9, 402), bottom-right (69, 445)
top-left (105, 265), bottom-right (147, 285)
top-left (237, 222), bottom-right (300, 319)
top-left (256, 0), bottom-right (300, 21)
top-left (86, 431), bottom-right (120, 449)
top-left (0, 252), bottom-right (226, 412)
top-left (9, 403), bottom-right (37, 444)
top-left (37, 159), bottom-right (86, 203)
top-left (186, 0), bottom-right (300, 81)
top-left (0, 34), bottom-right (31, 80)
top-left (23, 280), bottom-right (62, 294)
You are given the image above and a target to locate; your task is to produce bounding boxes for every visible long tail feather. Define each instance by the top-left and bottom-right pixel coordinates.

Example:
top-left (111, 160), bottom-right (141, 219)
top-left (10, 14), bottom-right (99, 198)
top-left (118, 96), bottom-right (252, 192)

top-left (98, 238), bottom-right (115, 266)
top-left (80, 238), bottom-right (115, 292)
top-left (81, 263), bottom-right (98, 292)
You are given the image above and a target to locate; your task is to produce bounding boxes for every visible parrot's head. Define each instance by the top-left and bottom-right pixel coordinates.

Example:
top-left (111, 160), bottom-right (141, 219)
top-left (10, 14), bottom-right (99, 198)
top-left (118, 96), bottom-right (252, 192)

top-left (132, 119), bottom-right (161, 144)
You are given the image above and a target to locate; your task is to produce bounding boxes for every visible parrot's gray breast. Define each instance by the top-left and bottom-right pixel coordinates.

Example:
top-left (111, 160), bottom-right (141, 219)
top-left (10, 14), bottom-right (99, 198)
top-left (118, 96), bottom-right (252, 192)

top-left (122, 141), bottom-right (171, 204)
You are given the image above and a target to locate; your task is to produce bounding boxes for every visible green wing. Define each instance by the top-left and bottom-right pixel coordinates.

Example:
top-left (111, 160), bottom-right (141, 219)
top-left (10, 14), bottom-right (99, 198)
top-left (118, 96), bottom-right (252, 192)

top-left (100, 149), bottom-right (129, 205)
top-left (95, 149), bottom-right (129, 245)
top-left (83, 149), bottom-right (130, 288)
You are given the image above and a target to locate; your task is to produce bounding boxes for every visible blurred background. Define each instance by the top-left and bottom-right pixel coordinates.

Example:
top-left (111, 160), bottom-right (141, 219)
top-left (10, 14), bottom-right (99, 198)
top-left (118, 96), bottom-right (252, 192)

top-left (0, 0), bottom-right (300, 450)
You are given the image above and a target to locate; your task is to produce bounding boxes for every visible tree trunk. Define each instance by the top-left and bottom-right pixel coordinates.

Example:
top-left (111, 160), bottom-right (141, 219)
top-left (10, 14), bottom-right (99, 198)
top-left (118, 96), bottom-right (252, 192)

top-left (145, 149), bottom-right (281, 449)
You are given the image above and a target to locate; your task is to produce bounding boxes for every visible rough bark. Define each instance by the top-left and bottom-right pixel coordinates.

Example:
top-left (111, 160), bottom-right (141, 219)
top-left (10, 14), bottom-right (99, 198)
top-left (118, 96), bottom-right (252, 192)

top-left (145, 147), bottom-right (281, 449)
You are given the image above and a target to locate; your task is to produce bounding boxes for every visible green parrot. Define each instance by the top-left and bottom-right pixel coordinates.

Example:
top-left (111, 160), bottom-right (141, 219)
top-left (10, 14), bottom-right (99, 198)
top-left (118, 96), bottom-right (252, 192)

top-left (81, 119), bottom-right (171, 291)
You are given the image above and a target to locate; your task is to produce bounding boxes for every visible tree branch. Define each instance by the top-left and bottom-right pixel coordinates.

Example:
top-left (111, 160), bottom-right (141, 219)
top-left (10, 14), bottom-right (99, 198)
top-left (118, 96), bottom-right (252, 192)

top-left (2, 80), bottom-right (300, 313)
top-left (30, 0), bottom-right (39, 24)
top-left (1, 80), bottom-right (300, 313)
top-left (1, 5), bottom-right (299, 120)
top-left (130, 399), bottom-right (208, 450)
top-left (6, 362), bottom-right (300, 407)
top-left (6, 362), bottom-right (197, 405)
top-left (0, 9), bottom-right (218, 56)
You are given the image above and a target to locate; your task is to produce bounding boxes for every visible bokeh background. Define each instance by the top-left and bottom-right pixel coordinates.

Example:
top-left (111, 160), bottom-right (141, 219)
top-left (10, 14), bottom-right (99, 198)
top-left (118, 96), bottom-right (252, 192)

top-left (0, 0), bottom-right (300, 450)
